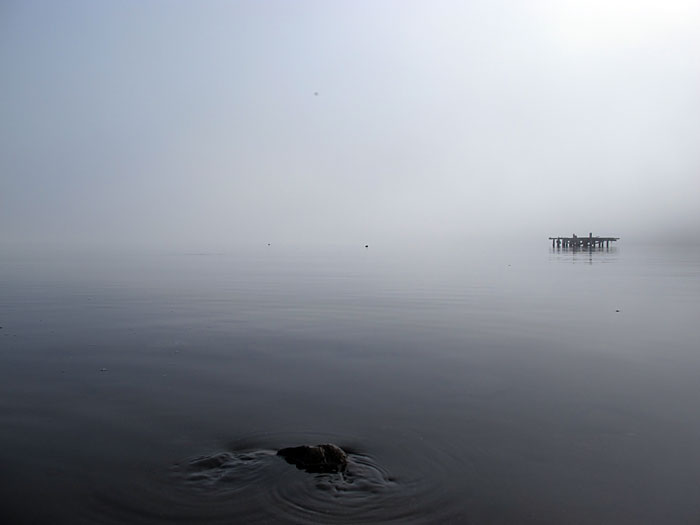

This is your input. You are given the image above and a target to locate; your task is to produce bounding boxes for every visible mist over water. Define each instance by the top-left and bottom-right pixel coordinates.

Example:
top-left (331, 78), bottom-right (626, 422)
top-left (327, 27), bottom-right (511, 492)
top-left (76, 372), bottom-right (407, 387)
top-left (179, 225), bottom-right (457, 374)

top-left (2, 1), bottom-right (700, 246)
top-left (1, 242), bottom-right (699, 523)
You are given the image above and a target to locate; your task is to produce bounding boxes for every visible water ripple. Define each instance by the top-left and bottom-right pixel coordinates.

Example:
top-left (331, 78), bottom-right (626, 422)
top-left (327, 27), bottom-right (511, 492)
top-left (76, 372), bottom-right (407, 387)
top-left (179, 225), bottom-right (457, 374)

top-left (173, 431), bottom-right (467, 524)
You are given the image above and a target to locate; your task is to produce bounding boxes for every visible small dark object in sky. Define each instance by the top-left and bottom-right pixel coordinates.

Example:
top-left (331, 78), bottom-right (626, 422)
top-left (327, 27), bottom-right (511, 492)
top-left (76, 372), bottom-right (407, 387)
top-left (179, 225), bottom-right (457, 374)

top-left (314, 91), bottom-right (318, 96)
top-left (277, 443), bottom-right (348, 473)
top-left (615, 309), bottom-right (620, 313)
top-left (365, 245), bottom-right (369, 248)
top-left (99, 368), bottom-right (108, 372)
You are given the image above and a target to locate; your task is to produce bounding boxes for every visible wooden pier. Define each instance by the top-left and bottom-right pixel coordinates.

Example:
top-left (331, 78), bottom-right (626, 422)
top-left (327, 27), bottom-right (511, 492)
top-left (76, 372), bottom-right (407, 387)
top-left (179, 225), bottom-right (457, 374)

top-left (549, 233), bottom-right (619, 248)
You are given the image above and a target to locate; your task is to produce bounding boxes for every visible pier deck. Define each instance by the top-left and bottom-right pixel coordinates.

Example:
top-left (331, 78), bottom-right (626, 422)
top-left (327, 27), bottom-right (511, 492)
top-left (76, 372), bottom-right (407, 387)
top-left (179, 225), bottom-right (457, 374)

top-left (549, 233), bottom-right (619, 248)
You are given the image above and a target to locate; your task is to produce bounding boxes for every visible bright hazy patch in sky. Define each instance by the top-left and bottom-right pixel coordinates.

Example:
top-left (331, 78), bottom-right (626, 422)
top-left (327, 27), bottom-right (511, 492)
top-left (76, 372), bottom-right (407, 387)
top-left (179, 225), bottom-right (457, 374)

top-left (1, 0), bottom-right (699, 246)
top-left (544, 0), bottom-right (699, 49)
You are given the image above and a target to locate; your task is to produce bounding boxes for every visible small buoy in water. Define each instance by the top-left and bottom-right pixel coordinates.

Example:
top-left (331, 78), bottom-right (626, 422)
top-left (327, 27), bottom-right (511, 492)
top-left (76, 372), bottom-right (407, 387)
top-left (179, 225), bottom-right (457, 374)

top-left (99, 368), bottom-right (108, 372)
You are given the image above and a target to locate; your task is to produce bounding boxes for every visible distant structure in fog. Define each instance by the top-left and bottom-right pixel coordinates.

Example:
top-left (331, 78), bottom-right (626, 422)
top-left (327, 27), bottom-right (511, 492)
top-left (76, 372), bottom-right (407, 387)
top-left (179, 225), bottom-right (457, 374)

top-left (549, 233), bottom-right (619, 248)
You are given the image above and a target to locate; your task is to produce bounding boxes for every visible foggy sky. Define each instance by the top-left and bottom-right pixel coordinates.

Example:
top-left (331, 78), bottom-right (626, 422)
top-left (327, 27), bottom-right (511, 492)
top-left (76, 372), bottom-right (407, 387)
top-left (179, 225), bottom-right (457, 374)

top-left (2, 0), bottom-right (699, 247)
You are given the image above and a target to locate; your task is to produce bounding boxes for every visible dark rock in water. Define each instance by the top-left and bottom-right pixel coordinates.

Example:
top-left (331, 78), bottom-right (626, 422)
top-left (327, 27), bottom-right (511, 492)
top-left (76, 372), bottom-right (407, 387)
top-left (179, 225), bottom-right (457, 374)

top-left (277, 443), bottom-right (348, 473)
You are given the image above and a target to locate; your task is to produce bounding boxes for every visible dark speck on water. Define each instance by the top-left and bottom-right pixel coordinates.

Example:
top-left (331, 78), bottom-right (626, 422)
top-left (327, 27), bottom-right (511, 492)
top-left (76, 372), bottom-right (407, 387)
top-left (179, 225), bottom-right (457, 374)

top-left (1, 243), bottom-right (700, 524)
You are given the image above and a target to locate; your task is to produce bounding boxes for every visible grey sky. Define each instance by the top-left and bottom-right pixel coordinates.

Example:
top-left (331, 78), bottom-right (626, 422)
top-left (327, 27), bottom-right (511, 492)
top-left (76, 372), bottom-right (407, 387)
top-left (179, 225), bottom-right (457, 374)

top-left (2, 0), bottom-right (699, 246)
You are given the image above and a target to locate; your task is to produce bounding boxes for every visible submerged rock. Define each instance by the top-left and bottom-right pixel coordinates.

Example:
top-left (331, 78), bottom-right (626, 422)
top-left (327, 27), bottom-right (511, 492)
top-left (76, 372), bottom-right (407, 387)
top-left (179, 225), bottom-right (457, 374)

top-left (277, 443), bottom-right (348, 473)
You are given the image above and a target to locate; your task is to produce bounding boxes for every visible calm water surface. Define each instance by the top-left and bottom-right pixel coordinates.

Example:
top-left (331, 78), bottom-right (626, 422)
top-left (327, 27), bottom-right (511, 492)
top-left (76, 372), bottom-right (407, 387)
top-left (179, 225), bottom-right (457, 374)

top-left (1, 242), bottom-right (699, 524)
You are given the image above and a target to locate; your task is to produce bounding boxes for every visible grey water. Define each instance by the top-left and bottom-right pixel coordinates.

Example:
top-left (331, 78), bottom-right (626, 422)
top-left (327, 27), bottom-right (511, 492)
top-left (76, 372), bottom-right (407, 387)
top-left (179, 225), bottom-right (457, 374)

top-left (1, 242), bottom-right (700, 524)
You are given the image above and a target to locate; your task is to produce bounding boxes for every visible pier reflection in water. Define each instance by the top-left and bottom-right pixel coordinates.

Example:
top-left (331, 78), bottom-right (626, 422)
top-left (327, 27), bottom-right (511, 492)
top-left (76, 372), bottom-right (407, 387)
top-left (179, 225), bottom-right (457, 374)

top-left (550, 244), bottom-right (619, 265)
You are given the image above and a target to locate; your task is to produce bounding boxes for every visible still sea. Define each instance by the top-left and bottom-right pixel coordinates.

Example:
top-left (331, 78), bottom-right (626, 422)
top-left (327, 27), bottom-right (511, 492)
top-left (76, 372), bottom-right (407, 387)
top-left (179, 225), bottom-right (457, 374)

top-left (1, 241), bottom-right (699, 524)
